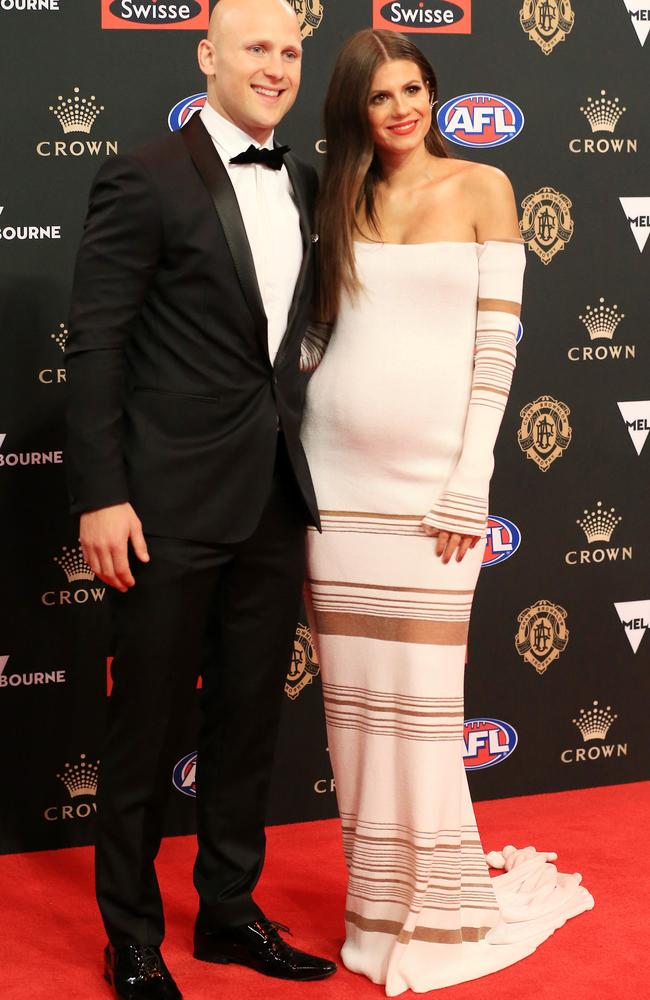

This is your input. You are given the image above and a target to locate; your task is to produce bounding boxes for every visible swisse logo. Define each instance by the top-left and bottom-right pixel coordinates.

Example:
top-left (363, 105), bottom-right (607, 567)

top-left (483, 516), bottom-right (521, 568)
top-left (173, 751), bottom-right (197, 797)
top-left (168, 92), bottom-right (207, 131)
top-left (41, 545), bottom-right (106, 608)
top-left (463, 719), bottom-right (518, 770)
top-left (373, 0), bottom-right (471, 33)
top-left (561, 701), bottom-right (628, 765)
top-left (438, 94), bottom-right (524, 148)
top-left (0, 655), bottom-right (66, 689)
top-left (0, 433), bottom-right (63, 468)
top-left (102, 0), bottom-right (209, 29)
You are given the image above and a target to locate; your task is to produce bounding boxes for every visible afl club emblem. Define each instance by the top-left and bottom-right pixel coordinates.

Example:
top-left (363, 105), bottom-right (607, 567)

top-left (518, 395), bottom-right (572, 471)
top-left (519, 0), bottom-right (574, 55)
top-left (288, 1), bottom-right (324, 38)
top-left (286, 623), bottom-right (320, 700)
top-left (520, 187), bottom-right (574, 264)
top-left (516, 600), bottom-right (569, 675)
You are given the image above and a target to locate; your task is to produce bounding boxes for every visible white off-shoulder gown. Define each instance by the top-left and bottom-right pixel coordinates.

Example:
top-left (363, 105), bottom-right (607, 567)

top-left (301, 241), bottom-right (594, 995)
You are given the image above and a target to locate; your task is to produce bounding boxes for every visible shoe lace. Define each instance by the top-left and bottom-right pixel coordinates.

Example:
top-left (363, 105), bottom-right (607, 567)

top-left (264, 919), bottom-right (293, 937)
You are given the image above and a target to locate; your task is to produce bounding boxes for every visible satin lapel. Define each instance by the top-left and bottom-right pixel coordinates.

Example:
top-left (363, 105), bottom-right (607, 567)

top-left (180, 115), bottom-right (268, 354)
top-left (277, 152), bottom-right (313, 364)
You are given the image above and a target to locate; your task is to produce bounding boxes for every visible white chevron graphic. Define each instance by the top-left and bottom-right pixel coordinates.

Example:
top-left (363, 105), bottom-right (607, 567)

top-left (622, 2), bottom-right (650, 45)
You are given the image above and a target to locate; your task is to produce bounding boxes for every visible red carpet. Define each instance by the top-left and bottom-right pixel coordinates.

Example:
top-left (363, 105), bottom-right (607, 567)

top-left (0, 783), bottom-right (646, 1000)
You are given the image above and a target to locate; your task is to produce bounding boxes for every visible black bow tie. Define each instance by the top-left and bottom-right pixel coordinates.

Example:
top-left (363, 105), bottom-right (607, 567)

top-left (230, 144), bottom-right (290, 171)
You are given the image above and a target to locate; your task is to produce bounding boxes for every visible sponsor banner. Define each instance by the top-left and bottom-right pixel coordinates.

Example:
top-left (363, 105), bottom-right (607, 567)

top-left (619, 198), bottom-right (650, 252)
top-left (173, 751), bottom-right (197, 797)
top-left (520, 187), bottom-right (574, 264)
top-left (622, 1), bottom-right (650, 46)
top-left (287, 1), bottom-right (324, 39)
top-left (569, 298), bottom-right (634, 363)
top-left (618, 401), bottom-right (650, 455)
top-left (373, 0), bottom-right (471, 33)
top-left (463, 719), bottom-right (518, 770)
top-left (614, 600), bottom-right (650, 654)
top-left (101, 0), bottom-right (209, 30)
top-left (565, 501), bottom-right (632, 567)
top-left (168, 92), bottom-right (207, 132)
top-left (438, 94), bottom-right (524, 148)
top-left (519, 0), bottom-right (574, 54)
top-left (36, 85), bottom-right (118, 159)
top-left (0, 205), bottom-right (61, 241)
top-left (0, 434), bottom-right (63, 468)
top-left (569, 89), bottom-right (637, 155)
top-left (43, 754), bottom-right (99, 823)
top-left (561, 702), bottom-right (629, 765)
top-left (516, 600), bottom-right (569, 675)
top-left (483, 516), bottom-right (521, 568)
top-left (0, 0), bottom-right (61, 10)
top-left (0, 655), bottom-right (66, 689)
top-left (518, 395), bottom-right (572, 471)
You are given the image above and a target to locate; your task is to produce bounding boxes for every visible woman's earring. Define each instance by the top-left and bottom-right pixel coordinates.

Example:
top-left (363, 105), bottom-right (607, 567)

top-left (430, 96), bottom-right (438, 110)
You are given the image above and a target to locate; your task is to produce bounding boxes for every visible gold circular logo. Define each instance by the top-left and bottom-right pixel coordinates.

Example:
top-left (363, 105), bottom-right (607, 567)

top-left (515, 600), bottom-right (569, 675)
top-left (288, 0), bottom-right (324, 39)
top-left (285, 623), bottom-right (320, 700)
top-left (520, 0), bottom-right (574, 55)
top-left (518, 395), bottom-right (572, 471)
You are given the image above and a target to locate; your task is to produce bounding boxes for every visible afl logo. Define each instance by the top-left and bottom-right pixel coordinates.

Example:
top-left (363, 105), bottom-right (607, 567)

top-left (438, 94), bottom-right (524, 148)
top-left (483, 515), bottom-right (521, 568)
top-left (463, 719), bottom-right (518, 770)
top-left (516, 319), bottom-right (524, 345)
top-left (168, 92), bottom-right (207, 132)
top-left (172, 751), bottom-right (197, 797)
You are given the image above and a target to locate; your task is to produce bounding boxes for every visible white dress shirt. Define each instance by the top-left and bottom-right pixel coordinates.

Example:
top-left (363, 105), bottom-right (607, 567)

top-left (199, 102), bottom-right (304, 364)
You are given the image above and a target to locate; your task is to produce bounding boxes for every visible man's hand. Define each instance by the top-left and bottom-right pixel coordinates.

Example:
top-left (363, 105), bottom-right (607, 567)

top-left (423, 524), bottom-right (480, 565)
top-left (80, 503), bottom-right (149, 592)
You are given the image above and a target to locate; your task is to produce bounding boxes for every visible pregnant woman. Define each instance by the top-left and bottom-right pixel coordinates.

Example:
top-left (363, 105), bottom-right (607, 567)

top-left (301, 29), bottom-right (593, 995)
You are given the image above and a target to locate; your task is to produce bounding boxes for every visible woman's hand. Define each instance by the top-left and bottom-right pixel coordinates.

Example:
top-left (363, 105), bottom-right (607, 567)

top-left (423, 524), bottom-right (480, 564)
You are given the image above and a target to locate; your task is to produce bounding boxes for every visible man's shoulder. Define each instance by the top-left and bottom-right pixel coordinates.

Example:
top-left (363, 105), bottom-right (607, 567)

top-left (120, 128), bottom-right (189, 172)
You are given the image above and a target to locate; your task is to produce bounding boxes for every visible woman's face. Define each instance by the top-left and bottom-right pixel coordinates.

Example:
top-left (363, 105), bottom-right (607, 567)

top-left (367, 59), bottom-right (432, 156)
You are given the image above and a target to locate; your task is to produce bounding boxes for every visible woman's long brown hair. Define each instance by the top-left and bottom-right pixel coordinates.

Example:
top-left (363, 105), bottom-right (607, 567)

top-left (317, 29), bottom-right (449, 322)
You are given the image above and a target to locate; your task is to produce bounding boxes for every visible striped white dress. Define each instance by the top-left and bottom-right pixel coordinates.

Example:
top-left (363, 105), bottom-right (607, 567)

top-left (301, 241), bottom-right (593, 994)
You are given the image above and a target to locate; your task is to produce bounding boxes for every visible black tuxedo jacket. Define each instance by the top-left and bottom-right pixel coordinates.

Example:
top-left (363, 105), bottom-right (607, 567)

top-left (66, 114), bottom-right (320, 543)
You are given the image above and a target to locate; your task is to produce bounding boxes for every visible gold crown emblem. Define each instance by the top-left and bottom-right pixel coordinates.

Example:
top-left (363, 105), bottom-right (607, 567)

top-left (579, 298), bottom-right (625, 341)
top-left (53, 545), bottom-right (95, 583)
top-left (49, 87), bottom-right (104, 135)
top-left (573, 701), bottom-right (617, 742)
top-left (57, 754), bottom-right (99, 798)
top-left (580, 91), bottom-right (626, 134)
top-left (577, 501), bottom-right (622, 543)
top-left (51, 322), bottom-right (69, 353)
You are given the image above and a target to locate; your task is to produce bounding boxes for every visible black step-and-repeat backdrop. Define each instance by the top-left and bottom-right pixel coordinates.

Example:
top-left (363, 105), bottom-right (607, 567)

top-left (1, 0), bottom-right (648, 855)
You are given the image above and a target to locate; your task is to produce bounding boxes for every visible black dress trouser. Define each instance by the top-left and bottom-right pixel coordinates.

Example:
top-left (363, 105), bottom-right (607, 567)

top-left (95, 437), bottom-right (307, 947)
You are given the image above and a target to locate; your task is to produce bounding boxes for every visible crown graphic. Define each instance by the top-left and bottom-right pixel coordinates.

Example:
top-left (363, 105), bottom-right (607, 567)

top-left (576, 501), bottom-right (622, 543)
top-left (579, 298), bottom-right (625, 341)
top-left (572, 701), bottom-right (617, 742)
top-left (49, 87), bottom-right (104, 135)
top-left (580, 90), bottom-right (626, 134)
top-left (53, 545), bottom-right (95, 583)
top-left (50, 323), bottom-right (68, 353)
top-left (57, 754), bottom-right (99, 798)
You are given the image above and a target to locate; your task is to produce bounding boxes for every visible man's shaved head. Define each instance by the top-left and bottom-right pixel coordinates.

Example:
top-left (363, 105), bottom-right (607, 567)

top-left (198, 0), bottom-right (303, 143)
top-left (208, 0), bottom-right (299, 44)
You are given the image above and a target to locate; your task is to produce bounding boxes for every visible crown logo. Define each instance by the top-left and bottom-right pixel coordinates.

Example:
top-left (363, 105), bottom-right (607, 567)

top-left (49, 87), bottom-right (104, 135)
top-left (51, 323), bottom-right (69, 353)
top-left (572, 701), bottom-right (617, 742)
top-left (579, 298), bottom-right (625, 341)
top-left (57, 754), bottom-right (99, 798)
top-left (577, 501), bottom-right (622, 543)
top-left (53, 545), bottom-right (95, 583)
top-left (580, 91), bottom-right (626, 134)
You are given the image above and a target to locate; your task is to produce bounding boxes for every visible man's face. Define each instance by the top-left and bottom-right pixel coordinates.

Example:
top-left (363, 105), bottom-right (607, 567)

top-left (202, 1), bottom-right (303, 143)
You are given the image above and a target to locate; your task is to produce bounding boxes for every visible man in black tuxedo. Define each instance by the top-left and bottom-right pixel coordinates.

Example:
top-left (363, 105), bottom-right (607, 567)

top-left (66, 1), bottom-right (335, 997)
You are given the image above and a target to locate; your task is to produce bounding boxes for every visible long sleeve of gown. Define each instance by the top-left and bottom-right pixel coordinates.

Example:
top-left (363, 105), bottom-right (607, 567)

top-left (422, 239), bottom-right (526, 537)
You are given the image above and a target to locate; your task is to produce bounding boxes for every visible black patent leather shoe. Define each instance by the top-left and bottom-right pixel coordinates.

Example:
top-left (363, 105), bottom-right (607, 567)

top-left (104, 944), bottom-right (182, 999)
top-left (194, 919), bottom-right (337, 981)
